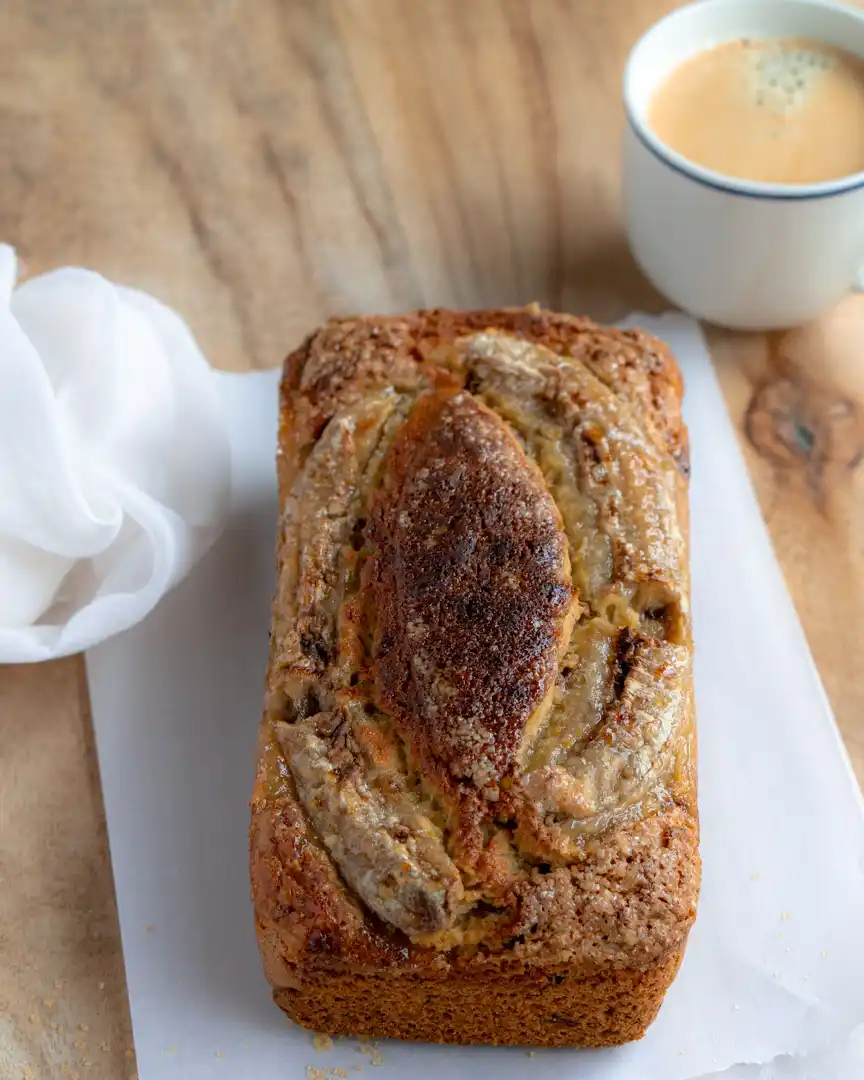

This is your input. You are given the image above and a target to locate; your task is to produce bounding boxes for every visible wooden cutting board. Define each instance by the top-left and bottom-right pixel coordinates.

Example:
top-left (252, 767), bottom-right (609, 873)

top-left (2, 2), bottom-right (863, 1078)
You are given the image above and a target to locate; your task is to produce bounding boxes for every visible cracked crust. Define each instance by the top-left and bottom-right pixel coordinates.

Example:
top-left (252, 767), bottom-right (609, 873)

top-left (252, 306), bottom-right (699, 1048)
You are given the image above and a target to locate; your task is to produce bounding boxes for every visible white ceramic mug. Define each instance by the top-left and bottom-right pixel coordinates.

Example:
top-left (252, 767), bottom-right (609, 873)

top-left (623, 0), bottom-right (864, 330)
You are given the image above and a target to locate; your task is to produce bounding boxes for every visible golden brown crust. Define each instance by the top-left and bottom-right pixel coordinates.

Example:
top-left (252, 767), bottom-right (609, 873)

top-left (252, 306), bottom-right (699, 1048)
top-left (282, 307), bottom-right (688, 475)
top-left (274, 950), bottom-right (684, 1047)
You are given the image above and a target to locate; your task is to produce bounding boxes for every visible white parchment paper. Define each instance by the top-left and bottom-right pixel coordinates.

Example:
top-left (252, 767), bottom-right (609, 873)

top-left (86, 314), bottom-right (864, 1079)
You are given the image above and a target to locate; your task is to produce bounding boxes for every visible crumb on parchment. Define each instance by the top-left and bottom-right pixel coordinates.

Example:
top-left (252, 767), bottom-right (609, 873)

top-left (312, 1033), bottom-right (334, 1052)
top-left (360, 1043), bottom-right (384, 1067)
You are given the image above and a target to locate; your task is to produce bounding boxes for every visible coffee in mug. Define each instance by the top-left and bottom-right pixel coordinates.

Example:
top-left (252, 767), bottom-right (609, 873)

top-left (649, 37), bottom-right (864, 184)
top-left (623, 0), bottom-right (864, 330)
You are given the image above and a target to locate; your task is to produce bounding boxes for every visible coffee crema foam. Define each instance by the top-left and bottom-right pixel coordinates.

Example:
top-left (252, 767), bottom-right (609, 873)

top-left (649, 37), bottom-right (864, 184)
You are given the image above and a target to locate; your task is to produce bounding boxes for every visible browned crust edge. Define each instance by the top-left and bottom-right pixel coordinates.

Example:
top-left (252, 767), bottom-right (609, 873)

top-left (274, 950), bottom-right (684, 1048)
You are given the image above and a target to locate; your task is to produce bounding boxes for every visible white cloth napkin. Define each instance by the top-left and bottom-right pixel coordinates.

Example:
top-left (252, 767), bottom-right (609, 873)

top-left (0, 246), bottom-right (230, 662)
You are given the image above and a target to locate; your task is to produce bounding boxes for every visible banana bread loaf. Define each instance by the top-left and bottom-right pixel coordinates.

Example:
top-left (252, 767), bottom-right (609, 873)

top-left (250, 306), bottom-right (699, 1048)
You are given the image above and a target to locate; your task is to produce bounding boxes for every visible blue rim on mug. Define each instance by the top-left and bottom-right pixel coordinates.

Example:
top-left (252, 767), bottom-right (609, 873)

top-left (623, 0), bottom-right (864, 203)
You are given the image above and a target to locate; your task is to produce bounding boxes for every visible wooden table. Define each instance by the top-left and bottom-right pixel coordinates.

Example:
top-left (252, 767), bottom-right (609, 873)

top-left (2, 2), bottom-right (864, 1077)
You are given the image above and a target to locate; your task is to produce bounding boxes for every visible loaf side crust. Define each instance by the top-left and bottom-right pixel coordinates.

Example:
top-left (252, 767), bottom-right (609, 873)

top-left (275, 950), bottom-right (684, 1047)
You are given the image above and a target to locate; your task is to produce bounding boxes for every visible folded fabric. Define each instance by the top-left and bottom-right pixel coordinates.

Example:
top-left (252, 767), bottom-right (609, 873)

top-left (0, 246), bottom-right (230, 662)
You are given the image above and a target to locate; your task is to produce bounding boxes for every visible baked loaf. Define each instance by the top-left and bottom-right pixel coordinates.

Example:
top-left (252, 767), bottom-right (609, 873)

top-left (250, 306), bottom-right (699, 1048)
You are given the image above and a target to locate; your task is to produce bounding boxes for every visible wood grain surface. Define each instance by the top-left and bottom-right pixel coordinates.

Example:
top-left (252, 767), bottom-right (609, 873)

top-left (1, 2), bottom-right (863, 1077)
